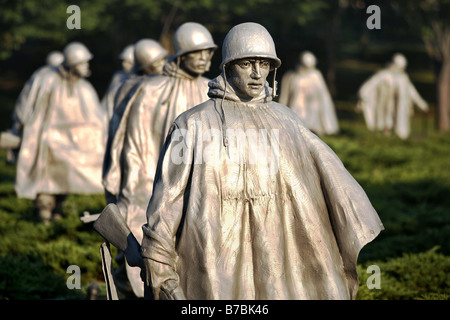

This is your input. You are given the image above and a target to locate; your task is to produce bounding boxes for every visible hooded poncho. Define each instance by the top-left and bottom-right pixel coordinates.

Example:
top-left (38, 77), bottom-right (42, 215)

top-left (14, 66), bottom-right (107, 199)
top-left (357, 67), bottom-right (428, 139)
top-left (141, 73), bottom-right (383, 300)
top-left (107, 60), bottom-right (211, 297)
top-left (279, 67), bottom-right (339, 136)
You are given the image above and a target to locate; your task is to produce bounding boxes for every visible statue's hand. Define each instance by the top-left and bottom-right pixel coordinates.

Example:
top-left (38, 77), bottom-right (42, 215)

top-left (160, 279), bottom-right (186, 300)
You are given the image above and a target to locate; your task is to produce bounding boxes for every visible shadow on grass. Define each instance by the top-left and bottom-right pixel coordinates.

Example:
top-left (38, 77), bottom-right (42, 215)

top-left (0, 253), bottom-right (86, 300)
top-left (358, 178), bottom-right (450, 263)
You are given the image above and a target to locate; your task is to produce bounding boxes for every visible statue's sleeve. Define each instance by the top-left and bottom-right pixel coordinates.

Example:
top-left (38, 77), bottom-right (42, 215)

top-left (407, 77), bottom-right (428, 111)
top-left (141, 119), bottom-right (194, 299)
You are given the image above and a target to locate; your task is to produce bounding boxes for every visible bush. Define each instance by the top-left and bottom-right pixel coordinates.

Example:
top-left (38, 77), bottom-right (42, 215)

top-left (357, 247), bottom-right (450, 300)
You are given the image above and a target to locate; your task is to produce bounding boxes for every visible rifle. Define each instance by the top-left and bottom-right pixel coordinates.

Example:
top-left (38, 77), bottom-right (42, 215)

top-left (0, 131), bottom-right (21, 149)
top-left (93, 203), bottom-right (143, 269)
top-left (99, 242), bottom-right (119, 300)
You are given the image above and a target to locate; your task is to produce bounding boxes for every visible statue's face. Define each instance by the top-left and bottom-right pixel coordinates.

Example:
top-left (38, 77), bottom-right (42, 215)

top-left (227, 58), bottom-right (271, 101)
top-left (181, 49), bottom-right (214, 76)
top-left (143, 57), bottom-right (166, 75)
top-left (74, 61), bottom-right (91, 77)
top-left (122, 60), bottom-right (134, 73)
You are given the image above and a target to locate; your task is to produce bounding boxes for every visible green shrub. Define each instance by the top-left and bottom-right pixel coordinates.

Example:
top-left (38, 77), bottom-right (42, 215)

top-left (357, 247), bottom-right (450, 300)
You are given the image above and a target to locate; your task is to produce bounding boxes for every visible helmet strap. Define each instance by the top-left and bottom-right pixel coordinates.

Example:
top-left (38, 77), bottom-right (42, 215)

top-left (272, 68), bottom-right (278, 98)
top-left (220, 66), bottom-right (229, 150)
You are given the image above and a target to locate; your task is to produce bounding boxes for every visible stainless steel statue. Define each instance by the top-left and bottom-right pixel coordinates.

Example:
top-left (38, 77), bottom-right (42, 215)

top-left (140, 22), bottom-right (384, 300)
top-left (106, 23), bottom-right (217, 298)
top-left (111, 44), bottom-right (136, 88)
top-left (357, 53), bottom-right (429, 139)
top-left (1, 51), bottom-right (64, 162)
top-left (103, 39), bottom-right (168, 204)
top-left (13, 42), bottom-right (107, 224)
top-left (279, 51), bottom-right (339, 135)
top-left (101, 44), bottom-right (136, 121)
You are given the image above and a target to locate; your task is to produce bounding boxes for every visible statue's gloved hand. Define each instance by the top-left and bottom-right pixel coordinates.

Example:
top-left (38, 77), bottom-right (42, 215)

top-left (159, 279), bottom-right (186, 300)
top-left (143, 258), bottom-right (185, 300)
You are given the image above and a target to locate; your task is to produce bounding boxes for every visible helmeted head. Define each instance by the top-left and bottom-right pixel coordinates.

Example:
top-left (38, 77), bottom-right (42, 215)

top-left (63, 42), bottom-right (93, 77)
top-left (300, 51), bottom-right (316, 69)
top-left (173, 22), bottom-right (217, 58)
top-left (221, 23), bottom-right (281, 99)
top-left (63, 42), bottom-right (93, 68)
top-left (46, 51), bottom-right (64, 67)
top-left (220, 22), bottom-right (281, 71)
top-left (119, 44), bottom-right (135, 63)
top-left (172, 22), bottom-right (217, 77)
top-left (392, 53), bottom-right (407, 70)
top-left (119, 44), bottom-right (135, 73)
top-left (134, 39), bottom-right (168, 74)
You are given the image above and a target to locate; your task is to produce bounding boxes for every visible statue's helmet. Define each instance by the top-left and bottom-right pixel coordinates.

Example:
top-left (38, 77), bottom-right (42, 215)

top-left (173, 22), bottom-right (217, 58)
top-left (392, 53), bottom-right (407, 69)
top-left (220, 22), bottom-right (281, 70)
top-left (134, 39), bottom-right (168, 70)
top-left (300, 51), bottom-right (316, 68)
top-left (118, 44), bottom-right (135, 64)
top-left (46, 51), bottom-right (64, 67)
top-left (63, 42), bottom-right (93, 68)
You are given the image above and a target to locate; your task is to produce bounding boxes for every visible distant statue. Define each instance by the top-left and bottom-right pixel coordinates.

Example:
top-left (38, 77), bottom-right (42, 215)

top-left (106, 22), bottom-right (217, 298)
top-left (279, 51), bottom-right (339, 135)
top-left (103, 39), bottom-right (168, 203)
top-left (1, 51), bottom-right (64, 163)
top-left (101, 44), bottom-right (136, 121)
top-left (13, 42), bottom-right (107, 224)
top-left (140, 22), bottom-right (383, 300)
top-left (357, 53), bottom-right (429, 139)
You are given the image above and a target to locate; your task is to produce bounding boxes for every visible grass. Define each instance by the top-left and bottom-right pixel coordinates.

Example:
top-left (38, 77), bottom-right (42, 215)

top-left (0, 59), bottom-right (449, 299)
top-left (322, 105), bottom-right (450, 299)
top-left (0, 108), bottom-right (449, 300)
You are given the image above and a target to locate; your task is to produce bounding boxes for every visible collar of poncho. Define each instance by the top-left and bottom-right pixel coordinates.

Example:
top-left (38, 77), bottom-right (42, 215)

top-left (206, 73), bottom-right (274, 148)
top-left (207, 73), bottom-right (273, 105)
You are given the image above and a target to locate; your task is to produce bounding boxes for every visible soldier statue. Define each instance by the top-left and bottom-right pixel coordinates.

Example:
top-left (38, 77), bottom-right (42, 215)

top-left (140, 22), bottom-right (383, 300)
top-left (14, 42), bottom-right (107, 224)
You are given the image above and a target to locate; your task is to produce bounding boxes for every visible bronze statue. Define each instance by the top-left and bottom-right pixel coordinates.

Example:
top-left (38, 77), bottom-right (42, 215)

top-left (104, 22), bottom-right (217, 298)
top-left (139, 22), bottom-right (384, 300)
top-left (357, 53), bottom-right (428, 139)
top-left (13, 42), bottom-right (107, 224)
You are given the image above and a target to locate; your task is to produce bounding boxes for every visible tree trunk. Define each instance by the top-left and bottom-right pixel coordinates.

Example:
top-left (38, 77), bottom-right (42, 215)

top-left (436, 59), bottom-right (450, 132)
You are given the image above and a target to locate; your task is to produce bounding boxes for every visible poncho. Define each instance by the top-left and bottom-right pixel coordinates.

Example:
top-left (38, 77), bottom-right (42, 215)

top-left (110, 60), bottom-right (211, 297)
top-left (279, 68), bottom-right (339, 135)
top-left (15, 66), bottom-right (107, 199)
top-left (141, 74), bottom-right (383, 299)
top-left (357, 68), bottom-right (427, 139)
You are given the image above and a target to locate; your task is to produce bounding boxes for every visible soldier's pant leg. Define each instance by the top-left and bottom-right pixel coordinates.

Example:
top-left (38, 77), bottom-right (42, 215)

top-left (52, 194), bottom-right (67, 221)
top-left (35, 193), bottom-right (56, 225)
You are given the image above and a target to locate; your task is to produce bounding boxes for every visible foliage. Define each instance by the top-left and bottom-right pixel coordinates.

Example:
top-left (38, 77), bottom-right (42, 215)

top-left (0, 154), bottom-right (107, 299)
top-left (0, 110), bottom-right (449, 299)
top-left (323, 111), bottom-right (450, 263)
top-left (357, 247), bottom-right (450, 300)
top-left (0, 1), bottom-right (448, 299)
